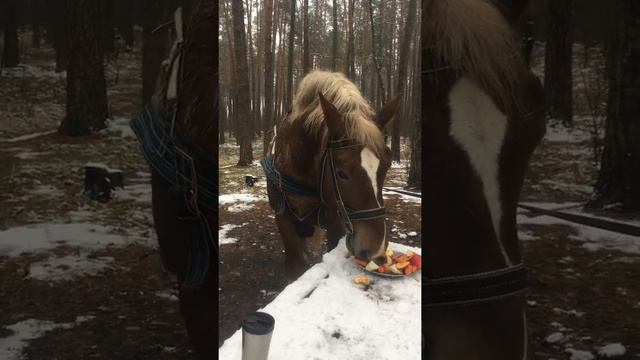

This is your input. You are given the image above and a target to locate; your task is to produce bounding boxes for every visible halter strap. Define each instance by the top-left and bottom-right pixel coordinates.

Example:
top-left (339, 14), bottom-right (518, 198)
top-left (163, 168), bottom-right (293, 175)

top-left (423, 263), bottom-right (527, 306)
top-left (261, 136), bottom-right (386, 234)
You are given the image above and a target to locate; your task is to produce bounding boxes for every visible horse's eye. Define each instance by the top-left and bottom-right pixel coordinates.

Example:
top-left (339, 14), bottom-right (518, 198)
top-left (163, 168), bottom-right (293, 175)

top-left (337, 170), bottom-right (350, 180)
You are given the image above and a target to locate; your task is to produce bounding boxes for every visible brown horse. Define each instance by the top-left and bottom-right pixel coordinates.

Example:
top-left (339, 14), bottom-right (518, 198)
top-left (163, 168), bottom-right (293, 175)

top-left (262, 71), bottom-right (400, 279)
top-left (132, 1), bottom-right (217, 359)
top-left (423, 1), bottom-right (545, 359)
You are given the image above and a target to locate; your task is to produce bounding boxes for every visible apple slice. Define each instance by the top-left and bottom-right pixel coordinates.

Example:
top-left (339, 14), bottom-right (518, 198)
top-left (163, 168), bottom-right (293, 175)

top-left (389, 264), bottom-right (402, 274)
top-left (365, 261), bottom-right (379, 272)
top-left (396, 261), bottom-right (410, 270)
top-left (385, 248), bottom-right (394, 258)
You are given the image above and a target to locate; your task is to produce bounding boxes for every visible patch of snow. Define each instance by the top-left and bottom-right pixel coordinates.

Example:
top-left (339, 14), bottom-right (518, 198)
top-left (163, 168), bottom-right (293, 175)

top-left (597, 343), bottom-right (626, 358)
top-left (102, 118), bottom-right (135, 138)
top-left (518, 230), bottom-right (539, 241)
top-left (0, 64), bottom-right (65, 80)
top-left (219, 192), bottom-right (261, 205)
top-left (544, 123), bottom-right (592, 143)
top-left (220, 192), bottom-right (263, 212)
top-left (29, 184), bottom-right (63, 197)
top-left (113, 184), bottom-right (151, 203)
top-left (565, 348), bottom-right (595, 360)
top-left (28, 254), bottom-right (114, 282)
top-left (552, 308), bottom-right (584, 318)
top-left (0, 316), bottom-right (92, 360)
top-left (0, 130), bottom-right (56, 143)
top-left (546, 332), bottom-right (565, 344)
top-left (219, 239), bottom-right (421, 360)
top-left (518, 212), bottom-right (640, 255)
top-left (539, 180), bottom-right (592, 194)
top-left (219, 223), bottom-right (247, 245)
top-left (155, 290), bottom-right (179, 302)
top-left (0, 223), bottom-right (126, 257)
top-left (13, 150), bottom-right (52, 160)
top-left (382, 188), bottom-right (421, 204)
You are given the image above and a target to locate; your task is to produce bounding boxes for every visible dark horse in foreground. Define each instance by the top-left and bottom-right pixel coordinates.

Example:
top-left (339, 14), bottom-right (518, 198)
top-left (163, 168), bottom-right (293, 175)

top-left (131, 1), bottom-right (217, 358)
top-left (262, 71), bottom-right (400, 279)
top-left (423, 0), bottom-right (545, 359)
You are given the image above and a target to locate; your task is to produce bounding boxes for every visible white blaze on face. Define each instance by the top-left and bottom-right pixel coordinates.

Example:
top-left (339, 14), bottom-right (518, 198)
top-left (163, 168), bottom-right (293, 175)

top-left (448, 77), bottom-right (512, 266)
top-left (360, 147), bottom-right (381, 206)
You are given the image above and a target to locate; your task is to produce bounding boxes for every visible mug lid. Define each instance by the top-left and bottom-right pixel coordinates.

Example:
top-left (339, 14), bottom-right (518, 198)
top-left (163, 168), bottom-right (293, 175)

top-left (242, 312), bottom-right (275, 335)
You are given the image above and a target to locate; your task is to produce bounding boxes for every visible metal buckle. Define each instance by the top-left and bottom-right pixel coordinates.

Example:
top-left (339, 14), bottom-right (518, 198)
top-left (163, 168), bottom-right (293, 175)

top-left (174, 146), bottom-right (200, 217)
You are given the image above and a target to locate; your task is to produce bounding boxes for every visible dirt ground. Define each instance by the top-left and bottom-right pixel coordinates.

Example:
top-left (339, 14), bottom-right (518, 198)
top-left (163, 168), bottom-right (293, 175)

top-left (0, 36), bottom-right (638, 360)
top-left (1, 40), bottom-right (198, 359)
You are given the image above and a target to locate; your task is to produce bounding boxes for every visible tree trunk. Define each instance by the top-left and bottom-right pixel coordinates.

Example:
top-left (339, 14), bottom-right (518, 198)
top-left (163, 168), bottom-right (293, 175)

top-left (2, 0), bottom-right (20, 68)
top-left (285, 0), bottom-right (296, 109)
top-left (302, 0), bottom-right (310, 74)
top-left (142, 0), bottom-right (170, 106)
top-left (391, 0), bottom-right (416, 162)
top-left (31, 0), bottom-right (42, 48)
top-left (347, 0), bottom-right (355, 79)
top-left (103, 0), bottom-right (115, 54)
top-left (231, 0), bottom-right (253, 166)
top-left (331, 0), bottom-right (338, 71)
top-left (591, 0), bottom-right (640, 211)
top-left (544, 0), bottom-right (573, 126)
top-left (48, 0), bottom-right (68, 72)
top-left (116, 0), bottom-right (134, 48)
top-left (59, 0), bottom-right (109, 136)
top-left (367, 0), bottom-right (386, 105)
top-left (263, 0), bottom-right (275, 155)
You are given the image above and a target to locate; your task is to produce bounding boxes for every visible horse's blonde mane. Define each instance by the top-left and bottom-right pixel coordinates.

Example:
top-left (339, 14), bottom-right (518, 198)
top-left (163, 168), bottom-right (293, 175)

top-left (424, 0), bottom-right (526, 111)
top-left (289, 71), bottom-right (384, 153)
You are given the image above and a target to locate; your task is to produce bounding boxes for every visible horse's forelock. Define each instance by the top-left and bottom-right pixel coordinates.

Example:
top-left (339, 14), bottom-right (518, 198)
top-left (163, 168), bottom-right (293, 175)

top-left (289, 71), bottom-right (385, 155)
top-left (424, 0), bottom-right (526, 112)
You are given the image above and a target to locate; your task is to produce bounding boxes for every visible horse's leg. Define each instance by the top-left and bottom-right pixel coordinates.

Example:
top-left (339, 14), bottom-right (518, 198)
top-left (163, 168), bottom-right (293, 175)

top-left (276, 214), bottom-right (310, 279)
top-left (325, 222), bottom-right (345, 252)
top-left (179, 269), bottom-right (216, 360)
top-left (152, 173), bottom-right (216, 358)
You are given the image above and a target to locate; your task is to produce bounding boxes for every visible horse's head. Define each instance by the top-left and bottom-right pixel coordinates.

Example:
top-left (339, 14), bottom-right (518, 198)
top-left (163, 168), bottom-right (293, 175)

top-left (318, 93), bottom-right (400, 262)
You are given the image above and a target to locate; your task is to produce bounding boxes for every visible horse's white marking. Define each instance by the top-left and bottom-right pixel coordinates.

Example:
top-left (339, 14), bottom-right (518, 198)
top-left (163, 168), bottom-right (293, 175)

top-left (360, 147), bottom-right (381, 206)
top-left (448, 77), bottom-right (512, 266)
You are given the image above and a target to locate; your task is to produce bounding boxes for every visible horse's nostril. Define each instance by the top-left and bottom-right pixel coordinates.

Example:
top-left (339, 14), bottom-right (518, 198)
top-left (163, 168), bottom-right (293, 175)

top-left (358, 250), bottom-right (371, 261)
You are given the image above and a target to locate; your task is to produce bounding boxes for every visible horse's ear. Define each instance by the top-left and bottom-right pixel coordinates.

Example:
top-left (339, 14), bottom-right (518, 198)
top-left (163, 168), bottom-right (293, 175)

top-left (375, 95), bottom-right (401, 129)
top-left (493, 0), bottom-right (532, 24)
top-left (318, 92), bottom-right (344, 139)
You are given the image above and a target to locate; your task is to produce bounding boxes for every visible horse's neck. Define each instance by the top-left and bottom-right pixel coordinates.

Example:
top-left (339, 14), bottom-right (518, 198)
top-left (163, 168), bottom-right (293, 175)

top-left (424, 75), bottom-right (524, 278)
top-left (275, 124), bottom-right (325, 185)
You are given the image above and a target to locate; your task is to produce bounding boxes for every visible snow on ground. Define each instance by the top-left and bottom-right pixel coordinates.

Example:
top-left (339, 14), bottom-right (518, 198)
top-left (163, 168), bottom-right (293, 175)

top-left (543, 117), bottom-right (603, 144)
top-left (219, 224), bottom-right (247, 245)
top-left (597, 343), bottom-right (626, 358)
top-left (0, 223), bottom-right (126, 257)
top-left (219, 192), bottom-right (262, 212)
top-left (565, 348), bottom-right (595, 360)
top-left (518, 205), bottom-right (640, 255)
top-left (154, 290), bottom-right (179, 302)
top-left (383, 188), bottom-right (421, 204)
top-left (219, 239), bottom-right (421, 360)
top-left (0, 316), bottom-right (93, 360)
top-left (102, 118), bottom-right (135, 138)
top-left (13, 150), bottom-right (53, 160)
top-left (113, 183), bottom-right (152, 203)
top-left (0, 64), bottom-right (66, 80)
top-left (0, 130), bottom-right (57, 143)
top-left (27, 254), bottom-right (114, 282)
